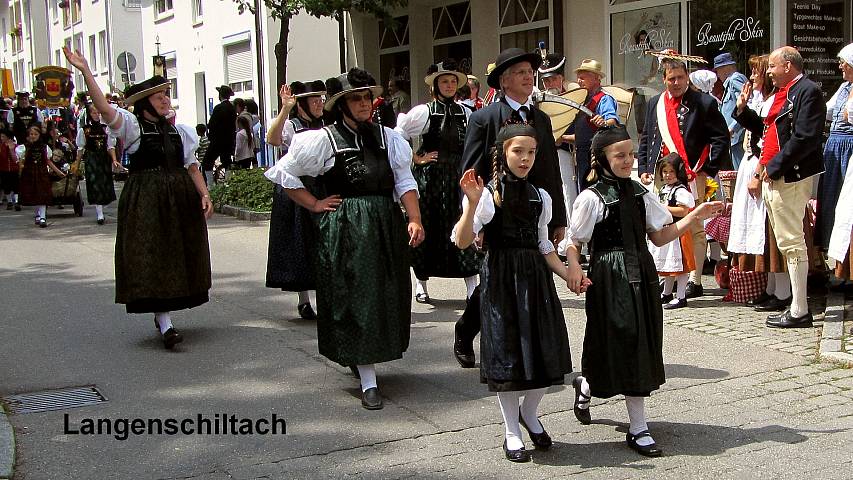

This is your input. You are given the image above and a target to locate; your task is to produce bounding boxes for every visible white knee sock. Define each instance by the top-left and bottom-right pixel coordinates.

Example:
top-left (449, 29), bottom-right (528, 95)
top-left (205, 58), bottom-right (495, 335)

top-left (497, 391), bottom-right (524, 450)
top-left (520, 388), bottom-right (547, 434)
top-left (95, 205), bottom-right (104, 220)
top-left (37, 205), bottom-right (46, 219)
top-left (675, 274), bottom-right (689, 300)
top-left (155, 312), bottom-right (173, 334)
top-left (297, 291), bottom-right (310, 305)
top-left (774, 272), bottom-right (791, 300)
top-left (464, 275), bottom-right (479, 299)
top-left (766, 272), bottom-right (776, 296)
top-left (661, 277), bottom-right (675, 296)
top-left (788, 257), bottom-right (809, 318)
top-left (578, 376), bottom-right (591, 410)
top-left (625, 396), bottom-right (654, 446)
top-left (415, 279), bottom-right (428, 296)
top-left (356, 364), bottom-right (377, 391)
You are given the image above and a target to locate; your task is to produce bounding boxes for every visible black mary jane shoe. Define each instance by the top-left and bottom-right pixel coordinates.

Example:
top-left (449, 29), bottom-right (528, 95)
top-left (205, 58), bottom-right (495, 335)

top-left (162, 328), bottom-right (184, 350)
top-left (660, 293), bottom-right (674, 303)
top-left (572, 376), bottom-right (592, 425)
top-left (39, 218), bottom-right (47, 228)
top-left (453, 325), bottom-right (476, 368)
top-left (746, 292), bottom-right (774, 307)
top-left (415, 292), bottom-right (431, 304)
top-left (663, 298), bottom-right (687, 310)
top-left (626, 431), bottom-right (663, 457)
top-left (97, 218), bottom-right (105, 225)
top-left (503, 440), bottom-right (531, 463)
top-left (685, 282), bottom-right (704, 299)
top-left (518, 410), bottom-right (552, 450)
top-left (361, 387), bottom-right (383, 410)
top-left (297, 302), bottom-right (317, 320)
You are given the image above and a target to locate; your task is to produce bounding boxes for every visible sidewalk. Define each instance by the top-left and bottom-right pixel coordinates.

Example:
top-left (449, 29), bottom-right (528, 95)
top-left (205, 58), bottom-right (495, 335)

top-left (1, 205), bottom-right (851, 479)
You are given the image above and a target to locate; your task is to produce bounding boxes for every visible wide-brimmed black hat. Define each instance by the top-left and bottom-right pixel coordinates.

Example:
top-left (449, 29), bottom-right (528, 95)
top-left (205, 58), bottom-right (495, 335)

top-left (487, 48), bottom-right (543, 89)
top-left (124, 76), bottom-right (170, 106)
top-left (15, 91), bottom-right (30, 98)
top-left (215, 85), bottom-right (234, 98)
top-left (291, 80), bottom-right (326, 98)
top-left (324, 68), bottom-right (383, 112)
top-left (538, 53), bottom-right (566, 79)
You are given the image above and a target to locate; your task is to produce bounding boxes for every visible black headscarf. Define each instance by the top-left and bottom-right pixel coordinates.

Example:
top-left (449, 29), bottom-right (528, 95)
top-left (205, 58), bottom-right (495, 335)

top-left (492, 123), bottom-right (538, 217)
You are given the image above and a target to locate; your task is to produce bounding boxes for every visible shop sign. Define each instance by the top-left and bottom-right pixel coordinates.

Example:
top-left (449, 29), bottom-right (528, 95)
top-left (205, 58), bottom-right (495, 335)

top-left (618, 29), bottom-right (676, 58)
top-left (789, 0), bottom-right (850, 98)
top-left (696, 17), bottom-right (765, 51)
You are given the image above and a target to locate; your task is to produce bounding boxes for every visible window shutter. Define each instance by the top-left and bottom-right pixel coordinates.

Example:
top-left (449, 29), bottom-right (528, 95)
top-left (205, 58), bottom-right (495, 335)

top-left (225, 41), bottom-right (252, 83)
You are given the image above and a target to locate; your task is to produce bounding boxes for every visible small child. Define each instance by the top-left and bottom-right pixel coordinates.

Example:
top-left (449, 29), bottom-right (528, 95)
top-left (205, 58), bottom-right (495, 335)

top-left (649, 153), bottom-right (696, 309)
top-left (195, 124), bottom-right (211, 185)
top-left (452, 123), bottom-right (573, 463)
top-left (565, 125), bottom-right (721, 457)
top-left (16, 125), bottom-right (64, 227)
top-left (0, 130), bottom-right (19, 210)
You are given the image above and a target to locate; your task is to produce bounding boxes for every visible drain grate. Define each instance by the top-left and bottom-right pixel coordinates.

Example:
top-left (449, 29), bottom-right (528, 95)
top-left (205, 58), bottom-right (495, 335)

top-left (1, 385), bottom-right (107, 414)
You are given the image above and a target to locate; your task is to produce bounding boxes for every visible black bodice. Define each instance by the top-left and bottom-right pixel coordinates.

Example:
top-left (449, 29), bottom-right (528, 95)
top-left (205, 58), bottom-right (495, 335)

top-left (588, 179), bottom-right (648, 253)
top-left (321, 123), bottom-right (394, 198)
top-left (660, 184), bottom-right (687, 222)
top-left (420, 100), bottom-right (466, 157)
top-left (483, 180), bottom-right (542, 250)
top-left (84, 122), bottom-right (109, 153)
top-left (13, 106), bottom-right (39, 142)
top-left (127, 119), bottom-right (184, 171)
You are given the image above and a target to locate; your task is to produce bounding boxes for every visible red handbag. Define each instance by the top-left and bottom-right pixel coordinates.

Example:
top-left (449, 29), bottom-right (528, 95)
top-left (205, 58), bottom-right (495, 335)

top-left (727, 266), bottom-right (767, 303)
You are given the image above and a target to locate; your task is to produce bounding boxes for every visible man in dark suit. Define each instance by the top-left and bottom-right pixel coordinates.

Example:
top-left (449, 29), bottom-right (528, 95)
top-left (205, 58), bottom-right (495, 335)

top-left (637, 55), bottom-right (729, 299)
top-left (204, 85), bottom-right (237, 184)
top-left (454, 48), bottom-right (566, 368)
top-left (734, 46), bottom-right (825, 328)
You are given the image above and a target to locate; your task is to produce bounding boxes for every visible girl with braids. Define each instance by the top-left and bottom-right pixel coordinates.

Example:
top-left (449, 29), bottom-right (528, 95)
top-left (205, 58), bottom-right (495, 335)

top-left (76, 101), bottom-right (120, 224)
top-left (266, 68), bottom-right (424, 411)
top-left (265, 80), bottom-right (327, 320)
top-left (565, 125), bottom-right (722, 457)
top-left (64, 47), bottom-right (212, 350)
top-left (233, 115), bottom-right (255, 169)
top-left (452, 123), bottom-right (573, 463)
top-left (395, 59), bottom-right (481, 304)
top-left (17, 125), bottom-right (64, 227)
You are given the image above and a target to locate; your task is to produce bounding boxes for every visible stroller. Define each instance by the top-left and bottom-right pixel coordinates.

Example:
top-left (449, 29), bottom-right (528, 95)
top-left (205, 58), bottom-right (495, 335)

top-left (49, 147), bottom-right (84, 217)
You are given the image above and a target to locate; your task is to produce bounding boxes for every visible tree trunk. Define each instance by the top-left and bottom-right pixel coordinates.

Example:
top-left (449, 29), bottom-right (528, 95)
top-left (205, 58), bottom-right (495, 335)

top-left (274, 13), bottom-right (291, 110)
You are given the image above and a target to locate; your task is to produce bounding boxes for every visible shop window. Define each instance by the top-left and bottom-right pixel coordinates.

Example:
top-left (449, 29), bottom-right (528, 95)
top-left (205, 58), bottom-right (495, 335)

top-left (787, 0), bottom-right (851, 99)
top-left (379, 15), bottom-right (411, 103)
top-left (610, 3), bottom-right (680, 92)
top-left (689, 0), bottom-right (771, 77)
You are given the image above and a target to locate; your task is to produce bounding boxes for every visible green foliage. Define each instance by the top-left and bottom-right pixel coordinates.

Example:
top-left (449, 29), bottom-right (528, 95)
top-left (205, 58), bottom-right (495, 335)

top-left (232, 0), bottom-right (407, 23)
top-left (209, 168), bottom-right (274, 213)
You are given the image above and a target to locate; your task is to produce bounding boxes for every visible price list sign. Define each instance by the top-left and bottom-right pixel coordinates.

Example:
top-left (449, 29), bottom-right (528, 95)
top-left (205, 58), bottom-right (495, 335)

top-left (789, 0), bottom-right (851, 99)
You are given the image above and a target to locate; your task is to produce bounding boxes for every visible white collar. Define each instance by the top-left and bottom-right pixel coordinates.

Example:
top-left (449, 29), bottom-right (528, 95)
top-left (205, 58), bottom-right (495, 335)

top-left (504, 95), bottom-right (532, 111)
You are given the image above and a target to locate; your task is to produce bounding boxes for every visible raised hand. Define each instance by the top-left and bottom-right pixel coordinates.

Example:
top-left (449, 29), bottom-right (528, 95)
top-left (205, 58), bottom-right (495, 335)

top-left (459, 168), bottom-right (484, 203)
top-left (736, 81), bottom-right (752, 113)
top-left (279, 84), bottom-right (296, 111)
top-left (62, 47), bottom-right (90, 73)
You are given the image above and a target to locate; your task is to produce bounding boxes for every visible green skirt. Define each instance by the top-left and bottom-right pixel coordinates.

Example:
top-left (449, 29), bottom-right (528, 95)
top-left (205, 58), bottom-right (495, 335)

top-left (115, 168), bottom-right (211, 313)
top-left (83, 150), bottom-right (117, 206)
top-left (410, 159), bottom-right (482, 280)
top-left (315, 195), bottom-right (411, 366)
top-left (582, 250), bottom-right (665, 398)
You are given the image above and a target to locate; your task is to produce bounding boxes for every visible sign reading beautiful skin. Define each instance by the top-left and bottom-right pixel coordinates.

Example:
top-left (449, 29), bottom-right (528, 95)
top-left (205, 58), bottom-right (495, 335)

top-left (695, 17), bottom-right (765, 51)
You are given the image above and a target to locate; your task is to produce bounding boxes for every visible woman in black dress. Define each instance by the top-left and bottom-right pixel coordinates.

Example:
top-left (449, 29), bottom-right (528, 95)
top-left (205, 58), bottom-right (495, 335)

top-left (64, 47), bottom-right (212, 350)
top-left (76, 101), bottom-right (120, 224)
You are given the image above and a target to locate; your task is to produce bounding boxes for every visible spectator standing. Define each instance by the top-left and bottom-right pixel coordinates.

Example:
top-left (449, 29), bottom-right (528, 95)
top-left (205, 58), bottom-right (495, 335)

top-left (714, 53), bottom-right (749, 170)
top-left (204, 86), bottom-right (237, 183)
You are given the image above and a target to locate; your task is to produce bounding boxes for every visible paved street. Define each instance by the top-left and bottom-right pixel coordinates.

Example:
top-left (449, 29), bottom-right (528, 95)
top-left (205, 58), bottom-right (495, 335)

top-left (1, 199), bottom-right (851, 480)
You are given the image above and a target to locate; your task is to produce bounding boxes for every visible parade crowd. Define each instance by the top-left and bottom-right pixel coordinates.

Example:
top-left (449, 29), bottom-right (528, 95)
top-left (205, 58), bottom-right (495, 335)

top-left (4, 41), bottom-right (853, 463)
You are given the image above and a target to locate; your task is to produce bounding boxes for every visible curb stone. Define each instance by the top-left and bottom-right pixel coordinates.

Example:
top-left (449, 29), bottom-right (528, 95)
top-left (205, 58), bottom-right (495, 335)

top-left (214, 204), bottom-right (271, 221)
top-left (0, 403), bottom-right (14, 479)
top-left (818, 291), bottom-right (853, 367)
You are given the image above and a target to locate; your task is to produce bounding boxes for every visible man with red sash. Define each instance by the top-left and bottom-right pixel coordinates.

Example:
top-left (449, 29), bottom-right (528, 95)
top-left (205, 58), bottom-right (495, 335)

top-left (638, 55), bottom-right (729, 298)
top-left (734, 47), bottom-right (825, 328)
top-left (568, 59), bottom-right (619, 192)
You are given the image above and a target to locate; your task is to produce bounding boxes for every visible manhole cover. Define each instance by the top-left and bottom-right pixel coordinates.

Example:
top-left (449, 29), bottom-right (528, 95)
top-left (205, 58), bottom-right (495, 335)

top-left (1, 386), bottom-right (107, 414)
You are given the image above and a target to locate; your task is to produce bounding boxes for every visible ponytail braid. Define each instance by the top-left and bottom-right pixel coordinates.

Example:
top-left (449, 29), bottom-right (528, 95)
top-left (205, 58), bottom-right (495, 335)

top-left (491, 145), bottom-right (503, 207)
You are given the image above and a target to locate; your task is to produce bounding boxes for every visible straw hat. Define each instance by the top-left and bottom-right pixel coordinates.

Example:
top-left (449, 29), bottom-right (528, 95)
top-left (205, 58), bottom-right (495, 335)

top-left (574, 59), bottom-right (606, 79)
top-left (124, 76), bottom-right (170, 106)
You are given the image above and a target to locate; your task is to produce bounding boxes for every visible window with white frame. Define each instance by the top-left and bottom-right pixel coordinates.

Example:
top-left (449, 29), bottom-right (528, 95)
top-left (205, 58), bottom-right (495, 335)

top-left (432, 2), bottom-right (472, 72)
top-left (224, 40), bottom-right (253, 94)
top-left (51, 0), bottom-right (59, 22)
top-left (166, 58), bottom-right (177, 99)
top-left (2, 19), bottom-right (6, 51)
top-left (98, 31), bottom-right (107, 73)
top-left (498, 0), bottom-right (552, 52)
top-left (378, 15), bottom-right (410, 99)
top-left (155, 0), bottom-right (174, 18)
top-left (55, 49), bottom-right (62, 65)
top-left (71, 0), bottom-right (82, 24)
top-left (89, 35), bottom-right (98, 72)
top-left (193, 0), bottom-right (203, 22)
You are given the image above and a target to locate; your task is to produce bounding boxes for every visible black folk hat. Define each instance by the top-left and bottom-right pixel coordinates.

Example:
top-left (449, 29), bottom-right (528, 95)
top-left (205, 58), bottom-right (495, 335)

top-left (487, 48), bottom-right (543, 89)
top-left (124, 76), bottom-right (170, 106)
top-left (216, 84), bottom-right (234, 98)
top-left (323, 68), bottom-right (383, 112)
top-left (538, 53), bottom-right (566, 79)
top-left (291, 80), bottom-right (326, 98)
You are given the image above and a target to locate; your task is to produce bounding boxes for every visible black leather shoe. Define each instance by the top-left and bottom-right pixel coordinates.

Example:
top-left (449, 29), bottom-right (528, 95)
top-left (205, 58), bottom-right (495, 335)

top-left (39, 218), bottom-right (47, 228)
top-left (627, 431), bottom-right (662, 457)
top-left (162, 328), bottom-right (183, 349)
top-left (754, 296), bottom-right (791, 312)
top-left (297, 302), bottom-right (316, 320)
top-left (663, 298), bottom-right (687, 310)
top-left (660, 293), bottom-right (674, 303)
top-left (766, 310), bottom-right (813, 328)
top-left (415, 293), bottom-right (431, 304)
top-left (453, 325), bottom-right (475, 368)
top-left (572, 376), bottom-right (592, 425)
top-left (685, 282), bottom-right (704, 299)
top-left (746, 292), bottom-right (775, 307)
top-left (518, 410), bottom-right (552, 450)
top-left (702, 258), bottom-right (717, 275)
top-left (97, 218), bottom-right (105, 225)
top-left (361, 387), bottom-right (383, 410)
top-left (503, 440), bottom-right (531, 463)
